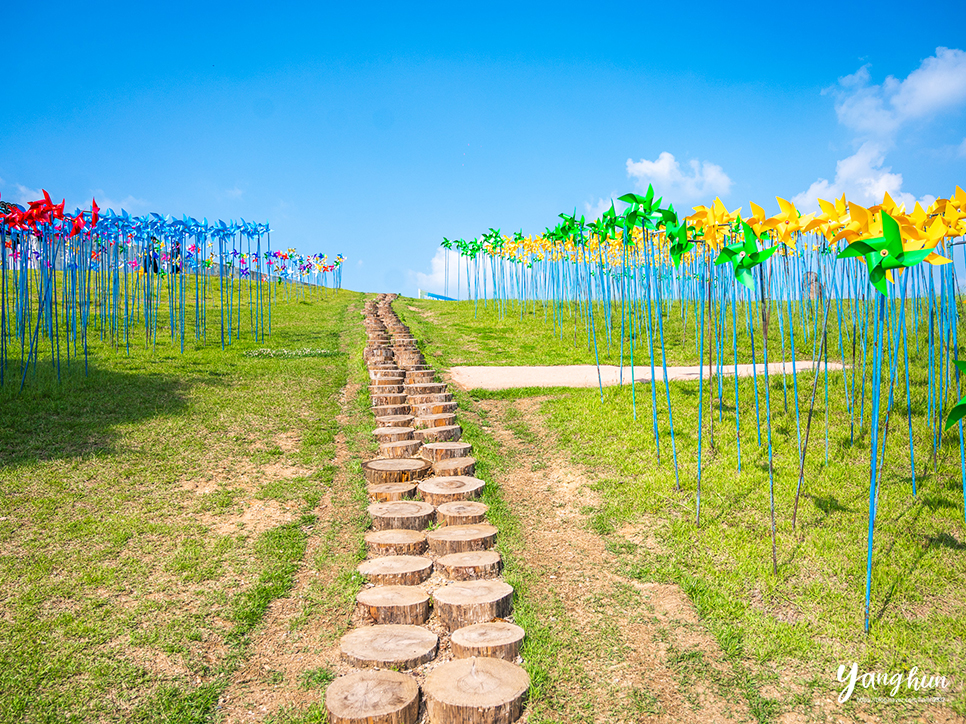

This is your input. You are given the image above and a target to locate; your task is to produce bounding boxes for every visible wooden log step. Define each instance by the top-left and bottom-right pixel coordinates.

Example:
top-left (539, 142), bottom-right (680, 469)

top-left (432, 580), bottom-right (514, 631)
top-left (413, 425), bottom-right (462, 444)
top-left (362, 458), bottom-right (433, 485)
top-left (379, 439), bottom-right (423, 459)
top-left (358, 555), bottom-right (433, 585)
top-left (427, 523), bottom-right (497, 555)
top-left (417, 475), bottom-right (484, 506)
top-left (404, 370), bottom-right (435, 383)
top-left (325, 669), bottom-right (420, 724)
top-left (369, 369), bottom-right (404, 381)
top-left (365, 528), bottom-right (427, 556)
top-left (357, 585), bottom-right (430, 624)
top-left (371, 403), bottom-right (411, 418)
top-left (340, 624), bottom-right (438, 670)
top-left (436, 550), bottom-right (502, 580)
top-left (367, 500), bottom-right (435, 530)
top-left (407, 392), bottom-right (453, 406)
top-left (412, 413), bottom-right (457, 429)
top-left (404, 382), bottom-right (448, 395)
top-left (371, 392), bottom-right (408, 408)
top-left (436, 500), bottom-right (489, 526)
top-left (368, 482), bottom-right (417, 502)
top-left (419, 442), bottom-right (473, 463)
top-left (451, 622), bottom-right (524, 661)
top-left (411, 401), bottom-right (458, 417)
top-left (374, 414), bottom-right (415, 428)
top-left (433, 456), bottom-right (476, 477)
top-left (369, 383), bottom-right (404, 395)
top-left (372, 426), bottom-right (414, 444)
top-left (367, 362), bottom-right (398, 371)
top-left (423, 657), bottom-right (529, 724)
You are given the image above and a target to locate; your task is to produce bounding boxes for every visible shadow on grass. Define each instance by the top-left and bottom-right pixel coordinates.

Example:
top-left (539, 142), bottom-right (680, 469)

top-left (0, 361), bottom-right (196, 468)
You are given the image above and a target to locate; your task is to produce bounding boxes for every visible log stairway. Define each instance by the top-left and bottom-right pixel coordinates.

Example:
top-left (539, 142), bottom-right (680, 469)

top-left (325, 293), bottom-right (529, 724)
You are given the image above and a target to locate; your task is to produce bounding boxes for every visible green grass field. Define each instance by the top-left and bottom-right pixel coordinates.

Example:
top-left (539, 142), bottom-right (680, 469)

top-left (0, 287), bottom-right (368, 723)
top-left (397, 296), bottom-right (966, 721)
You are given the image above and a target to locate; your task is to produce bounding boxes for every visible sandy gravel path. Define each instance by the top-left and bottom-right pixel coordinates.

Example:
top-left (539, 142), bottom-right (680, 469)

top-left (449, 361), bottom-right (844, 391)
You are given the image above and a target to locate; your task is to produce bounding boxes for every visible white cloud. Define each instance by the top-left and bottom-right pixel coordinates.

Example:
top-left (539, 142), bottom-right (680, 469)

top-left (406, 247), bottom-right (478, 299)
top-left (584, 194), bottom-right (618, 221)
top-left (831, 48), bottom-right (966, 140)
top-left (13, 183), bottom-right (44, 205)
top-left (626, 152), bottom-right (732, 207)
top-left (798, 47), bottom-right (966, 209)
top-left (222, 186), bottom-right (244, 199)
top-left (408, 247), bottom-right (462, 297)
top-left (792, 142), bottom-right (915, 212)
top-left (90, 191), bottom-right (150, 215)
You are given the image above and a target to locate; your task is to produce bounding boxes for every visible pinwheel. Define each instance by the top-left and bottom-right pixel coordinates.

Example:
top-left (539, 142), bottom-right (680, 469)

top-left (715, 219), bottom-right (780, 289)
top-left (0, 188), bottom-right (335, 389)
top-left (836, 211), bottom-right (942, 296)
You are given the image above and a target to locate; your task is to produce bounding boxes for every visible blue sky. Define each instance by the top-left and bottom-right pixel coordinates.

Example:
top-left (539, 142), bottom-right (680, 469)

top-left (2, 1), bottom-right (965, 295)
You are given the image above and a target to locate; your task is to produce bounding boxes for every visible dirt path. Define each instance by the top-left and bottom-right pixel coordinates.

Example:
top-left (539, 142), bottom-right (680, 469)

top-left (449, 362), bottom-right (844, 391)
top-left (472, 394), bottom-right (754, 723)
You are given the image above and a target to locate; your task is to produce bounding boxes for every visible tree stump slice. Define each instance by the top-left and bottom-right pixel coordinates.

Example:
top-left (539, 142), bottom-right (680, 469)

top-left (405, 370), bottom-right (435, 383)
top-left (412, 413), bottom-right (457, 430)
top-left (373, 426), bottom-right (415, 444)
top-left (408, 393), bottom-right (454, 406)
top-left (369, 391), bottom-right (410, 407)
top-left (374, 414), bottom-right (415, 428)
top-left (433, 456), bottom-right (476, 478)
top-left (368, 482), bottom-right (417, 502)
top-left (419, 442), bottom-right (473, 463)
top-left (450, 622), bottom-right (524, 661)
top-left (435, 550), bottom-right (502, 580)
top-left (325, 669), bottom-right (420, 724)
top-left (371, 393), bottom-right (408, 407)
top-left (368, 500), bottom-right (435, 531)
top-left (358, 556), bottom-right (434, 586)
top-left (412, 401), bottom-right (458, 416)
top-left (357, 585), bottom-right (430, 625)
top-left (369, 369), bottom-right (406, 385)
top-left (369, 384), bottom-right (404, 396)
top-left (423, 656), bottom-right (529, 723)
top-left (340, 624), bottom-right (438, 669)
top-left (362, 458), bottom-right (433, 485)
top-left (413, 425), bottom-right (462, 444)
top-left (427, 523), bottom-right (497, 555)
top-left (436, 501), bottom-right (489, 526)
top-left (417, 476), bottom-right (485, 506)
top-left (404, 382), bottom-right (448, 395)
top-left (371, 403), bottom-right (411, 418)
top-left (365, 529), bottom-right (427, 556)
top-left (395, 357), bottom-right (425, 369)
top-left (379, 439), bottom-right (423, 459)
top-left (432, 580), bottom-right (514, 631)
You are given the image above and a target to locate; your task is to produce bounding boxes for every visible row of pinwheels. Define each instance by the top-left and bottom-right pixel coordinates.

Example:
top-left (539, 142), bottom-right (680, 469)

top-left (0, 192), bottom-right (344, 389)
top-left (440, 185), bottom-right (966, 632)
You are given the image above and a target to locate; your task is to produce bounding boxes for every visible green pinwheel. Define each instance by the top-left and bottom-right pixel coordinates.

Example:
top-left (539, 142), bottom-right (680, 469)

top-left (619, 186), bottom-right (664, 231)
top-left (665, 212), bottom-right (703, 268)
top-left (715, 217), bottom-right (779, 289)
top-left (835, 211), bottom-right (933, 296)
top-left (945, 361), bottom-right (966, 430)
